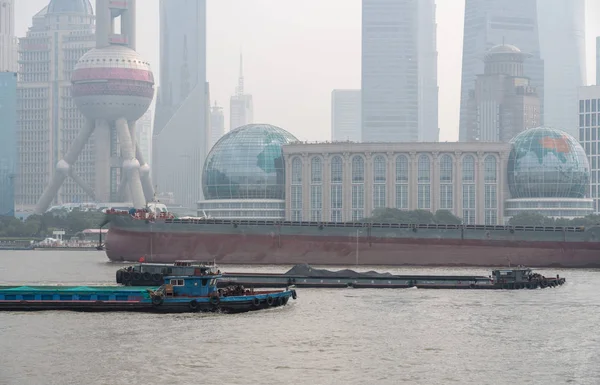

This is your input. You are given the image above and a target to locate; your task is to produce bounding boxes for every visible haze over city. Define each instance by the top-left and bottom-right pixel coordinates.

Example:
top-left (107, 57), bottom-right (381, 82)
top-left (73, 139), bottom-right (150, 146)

top-left (13, 0), bottom-right (600, 142)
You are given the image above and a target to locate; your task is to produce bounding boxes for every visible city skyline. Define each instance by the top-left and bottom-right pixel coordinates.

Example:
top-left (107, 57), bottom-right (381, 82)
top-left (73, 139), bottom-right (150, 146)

top-left (12, 0), bottom-right (600, 143)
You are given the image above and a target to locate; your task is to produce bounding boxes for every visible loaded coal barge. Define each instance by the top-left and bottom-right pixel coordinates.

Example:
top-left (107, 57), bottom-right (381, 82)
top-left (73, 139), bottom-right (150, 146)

top-left (116, 261), bottom-right (566, 290)
top-left (0, 272), bottom-right (297, 313)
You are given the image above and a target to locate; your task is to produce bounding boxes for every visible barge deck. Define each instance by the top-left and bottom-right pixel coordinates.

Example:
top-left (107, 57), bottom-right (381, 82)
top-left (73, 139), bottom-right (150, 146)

top-left (0, 274), bottom-right (297, 313)
top-left (116, 262), bottom-right (566, 290)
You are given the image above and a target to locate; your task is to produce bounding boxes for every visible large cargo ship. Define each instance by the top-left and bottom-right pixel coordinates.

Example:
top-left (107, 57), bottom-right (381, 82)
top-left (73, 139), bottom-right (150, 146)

top-left (104, 209), bottom-right (600, 268)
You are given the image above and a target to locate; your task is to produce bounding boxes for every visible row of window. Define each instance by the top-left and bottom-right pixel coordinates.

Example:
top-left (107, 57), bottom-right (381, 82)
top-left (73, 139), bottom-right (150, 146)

top-left (290, 154), bottom-right (498, 225)
top-left (291, 154), bottom-right (498, 184)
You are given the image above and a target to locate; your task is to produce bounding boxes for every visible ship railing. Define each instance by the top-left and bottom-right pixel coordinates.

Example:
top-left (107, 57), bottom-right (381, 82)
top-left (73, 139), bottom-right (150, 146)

top-left (162, 218), bottom-right (585, 233)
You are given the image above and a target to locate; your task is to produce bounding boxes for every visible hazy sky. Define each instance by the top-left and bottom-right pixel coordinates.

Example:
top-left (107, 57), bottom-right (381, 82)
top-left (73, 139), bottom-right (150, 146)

top-left (14, 0), bottom-right (600, 142)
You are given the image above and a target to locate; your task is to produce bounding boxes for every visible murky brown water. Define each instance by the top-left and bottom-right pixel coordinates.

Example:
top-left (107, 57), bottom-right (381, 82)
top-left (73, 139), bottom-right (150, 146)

top-left (0, 250), bottom-right (599, 385)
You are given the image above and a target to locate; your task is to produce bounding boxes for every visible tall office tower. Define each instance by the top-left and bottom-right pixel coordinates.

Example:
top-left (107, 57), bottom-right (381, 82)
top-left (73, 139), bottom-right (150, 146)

top-left (153, 0), bottom-right (207, 208)
top-left (578, 86), bottom-right (600, 212)
top-left (361, 0), bottom-right (438, 143)
top-left (538, 0), bottom-right (586, 135)
top-left (136, 110), bottom-right (153, 166)
top-left (331, 89), bottom-right (361, 142)
top-left (459, 0), bottom-right (544, 142)
top-left (0, 0), bottom-right (16, 71)
top-left (597, 37), bottom-right (600, 85)
top-left (229, 54), bottom-right (254, 130)
top-left (209, 101), bottom-right (225, 149)
top-left (35, 0), bottom-right (155, 214)
top-left (17, 1), bottom-right (96, 213)
top-left (465, 45), bottom-right (540, 142)
top-left (0, 72), bottom-right (17, 216)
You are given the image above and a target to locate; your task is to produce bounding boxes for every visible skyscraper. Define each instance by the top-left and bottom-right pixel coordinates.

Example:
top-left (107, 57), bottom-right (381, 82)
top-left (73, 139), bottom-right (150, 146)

top-left (459, 0), bottom-right (544, 142)
top-left (538, 0), bottom-right (586, 135)
top-left (466, 45), bottom-right (540, 142)
top-left (153, 0), bottom-right (207, 208)
top-left (597, 37), bottom-right (600, 85)
top-left (229, 54), bottom-right (253, 131)
top-left (209, 101), bottom-right (225, 149)
top-left (0, 72), bottom-right (17, 216)
top-left (17, 1), bottom-right (96, 212)
top-left (331, 89), bottom-right (361, 142)
top-left (0, 0), bottom-right (16, 72)
top-left (361, 0), bottom-right (438, 142)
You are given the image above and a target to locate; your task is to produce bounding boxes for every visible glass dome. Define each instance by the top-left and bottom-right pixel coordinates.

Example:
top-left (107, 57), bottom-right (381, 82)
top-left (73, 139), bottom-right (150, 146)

top-left (507, 127), bottom-right (590, 198)
top-left (202, 124), bottom-right (298, 200)
top-left (47, 0), bottom-right (94, 15)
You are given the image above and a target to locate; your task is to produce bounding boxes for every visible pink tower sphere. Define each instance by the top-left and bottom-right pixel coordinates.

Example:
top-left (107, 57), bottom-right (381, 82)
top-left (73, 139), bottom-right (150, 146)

top-left (71, 45), bottom-right (155, 121)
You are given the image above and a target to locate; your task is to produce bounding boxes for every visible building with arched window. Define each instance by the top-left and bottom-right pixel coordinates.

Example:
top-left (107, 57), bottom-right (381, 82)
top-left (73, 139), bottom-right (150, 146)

top-left (283, 142), bottom-right (511, 224)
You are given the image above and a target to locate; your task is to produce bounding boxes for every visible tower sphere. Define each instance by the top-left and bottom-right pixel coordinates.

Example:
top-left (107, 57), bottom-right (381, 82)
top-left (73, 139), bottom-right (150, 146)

top-left (71, 45), bottom-right (155, 121)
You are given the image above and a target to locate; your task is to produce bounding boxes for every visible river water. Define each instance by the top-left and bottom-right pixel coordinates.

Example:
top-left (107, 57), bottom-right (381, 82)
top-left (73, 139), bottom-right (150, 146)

top-left (0, 250), bottom-right (599, 385)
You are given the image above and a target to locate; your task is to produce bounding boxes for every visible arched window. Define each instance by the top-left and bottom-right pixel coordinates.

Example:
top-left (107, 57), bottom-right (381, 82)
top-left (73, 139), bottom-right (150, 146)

top-left (462, 155), bottom-right (476, 224)
top-left (417, 155), bottom-right (430, 209)
top-left (439, 154), bottom-right (453, 210)
top-left (351, 156), bottom-right (365, 220)
top-left (310, 157), bottom-right (323, 221)
top-left (395, 155), bottom-right (409, 209)
top-left (330, 156), bottom-right (343, 222)
top-left (373, 155), bottom-right (387, 209)
top-left (352, 156), bottom-right (364, 183)
top-left (311, 157), bottom-right (322, 184)
top-left (484, 155), bottom-right (498, 225)
top-left (291, 157), bottom-right (303, 221)
top-left (292, 157), bottom-right (302, 184)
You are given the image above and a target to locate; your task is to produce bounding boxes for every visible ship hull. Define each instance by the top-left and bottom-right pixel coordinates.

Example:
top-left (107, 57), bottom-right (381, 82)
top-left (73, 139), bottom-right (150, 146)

top-left (105, 217), bottom-right (600, 268)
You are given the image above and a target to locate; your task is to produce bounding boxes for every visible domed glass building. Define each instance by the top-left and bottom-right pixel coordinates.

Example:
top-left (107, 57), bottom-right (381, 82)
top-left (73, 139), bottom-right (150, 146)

top-left (507, 127), bottom-right (589, 198)
top-left (505, 127), bottom-right (593, 218)
top-left (198, 124), bottom-right (298, 219)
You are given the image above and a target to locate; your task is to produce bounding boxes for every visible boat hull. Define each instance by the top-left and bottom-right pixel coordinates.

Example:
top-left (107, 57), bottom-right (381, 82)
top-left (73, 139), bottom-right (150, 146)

top-left (104, 219), bottom-right (600, 268)
top-left (0, 286), bottom-right (295, 314)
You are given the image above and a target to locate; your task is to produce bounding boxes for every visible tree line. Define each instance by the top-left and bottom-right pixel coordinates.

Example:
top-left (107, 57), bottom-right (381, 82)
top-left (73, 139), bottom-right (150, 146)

top-left (0, 209), bottom-right (107, 239)
top-left (362, 208), bottom-right (600, 227)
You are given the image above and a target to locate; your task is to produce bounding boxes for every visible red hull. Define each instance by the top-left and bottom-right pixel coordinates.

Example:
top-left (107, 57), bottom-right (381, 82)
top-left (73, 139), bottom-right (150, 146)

top-left (105, 227), bottom-right (600, 268)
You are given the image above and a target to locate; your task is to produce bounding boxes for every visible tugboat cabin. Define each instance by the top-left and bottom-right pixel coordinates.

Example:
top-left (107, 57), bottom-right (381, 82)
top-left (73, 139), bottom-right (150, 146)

top-left (158, 275), bottom-right (220, 297)
top-left (492, 268), bottom-right (533, 284)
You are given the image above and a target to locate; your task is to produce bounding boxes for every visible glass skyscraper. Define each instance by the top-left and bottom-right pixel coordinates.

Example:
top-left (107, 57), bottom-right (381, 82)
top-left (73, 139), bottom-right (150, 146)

top-left (361, 0), bottom-right (438, 143)
top-left (459, 0), bottom-right (544, 142)
top-left (537, 0), bottom-right (586, 136)
top-left (153, 0), bottom-right (208, 208)
top-left (0, 72), bottom-right (17, 216)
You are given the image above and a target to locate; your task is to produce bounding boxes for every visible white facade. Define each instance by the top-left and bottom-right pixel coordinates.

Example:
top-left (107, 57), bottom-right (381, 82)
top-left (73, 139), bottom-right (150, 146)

top-left (153, 0), bottom-right (208, 208)
top-left (361, 0), bottom-right (438, 143)
top-left (538, 0), bottom-right (586, 136)
top-left (283, 142), bottom-right (511, 225)
top-left (578, 85), bottom-right (600, 213)
top-left (209, 101), bottom-right (225, 149)
top-left (459, 0), bottom-right (544, 141)
top-left (0, 0), bottom-right (16, 72)
top-left (16, 4), bottom-right (95, 211)
top-left (136, 109), bottom-right (153, 166)
top-left (331, 89), bottom-right (361, 142)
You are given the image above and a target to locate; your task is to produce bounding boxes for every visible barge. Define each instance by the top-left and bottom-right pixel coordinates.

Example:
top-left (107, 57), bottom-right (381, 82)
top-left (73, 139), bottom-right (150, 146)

top-left (116, 262), bottom-right (566, 290)
top-left (0, 273), bottom-right (297, 313)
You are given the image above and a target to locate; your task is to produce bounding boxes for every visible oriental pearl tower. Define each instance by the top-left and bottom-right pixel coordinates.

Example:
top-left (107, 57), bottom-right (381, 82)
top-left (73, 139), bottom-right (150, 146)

top-left (35, 0), bottom-right (155, 214)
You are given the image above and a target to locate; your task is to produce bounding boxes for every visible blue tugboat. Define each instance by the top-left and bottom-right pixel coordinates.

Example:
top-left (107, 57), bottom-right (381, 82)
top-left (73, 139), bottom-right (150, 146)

top-left (0, 274), bottom-right (297, 313)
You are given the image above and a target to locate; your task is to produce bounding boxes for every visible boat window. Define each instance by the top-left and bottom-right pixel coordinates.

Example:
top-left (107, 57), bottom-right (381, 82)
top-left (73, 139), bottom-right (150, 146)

top-left (169, 279), bottom-right (184, 286)
top-left (202, 279), bottom-right (208, 286)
